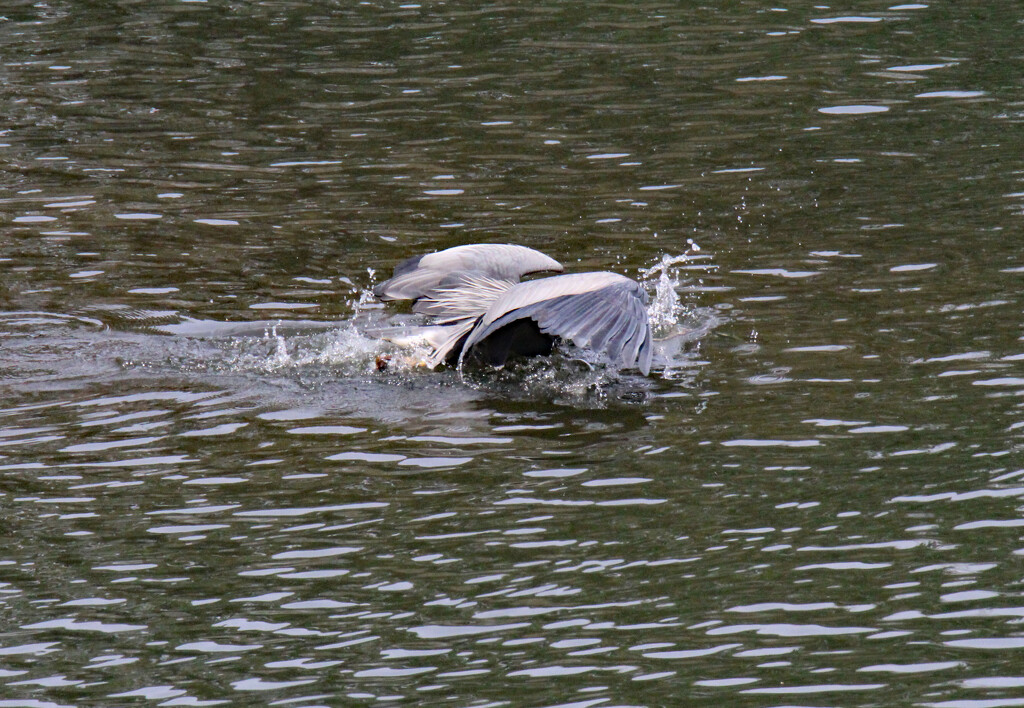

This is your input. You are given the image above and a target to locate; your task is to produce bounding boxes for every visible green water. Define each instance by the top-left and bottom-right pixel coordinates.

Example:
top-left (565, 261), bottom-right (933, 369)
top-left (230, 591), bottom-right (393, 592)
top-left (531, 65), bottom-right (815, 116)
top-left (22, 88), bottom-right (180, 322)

top-left (2, 1), bottom-right (1023, 706)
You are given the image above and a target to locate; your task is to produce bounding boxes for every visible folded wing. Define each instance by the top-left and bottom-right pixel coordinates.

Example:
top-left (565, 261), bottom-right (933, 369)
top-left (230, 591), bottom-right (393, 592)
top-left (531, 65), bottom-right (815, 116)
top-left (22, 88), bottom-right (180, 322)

top-left (373, 244), bottom-right (564, 303)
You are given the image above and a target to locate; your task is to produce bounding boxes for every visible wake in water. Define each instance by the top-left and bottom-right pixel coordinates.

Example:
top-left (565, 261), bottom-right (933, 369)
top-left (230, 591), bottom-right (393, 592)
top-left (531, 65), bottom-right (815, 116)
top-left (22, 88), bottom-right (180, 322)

top-left (194, 245), bottom-right (722, 386)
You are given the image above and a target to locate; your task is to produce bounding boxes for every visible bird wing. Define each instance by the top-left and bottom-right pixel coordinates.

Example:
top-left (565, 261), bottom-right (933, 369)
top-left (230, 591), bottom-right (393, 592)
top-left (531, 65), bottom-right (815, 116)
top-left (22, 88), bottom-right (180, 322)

top-left (373, 244), bottom-right (563, 302)
top-left (411, 272), bottom-right (517, 321)
top-left (461, 272), bottom-right (653, 375)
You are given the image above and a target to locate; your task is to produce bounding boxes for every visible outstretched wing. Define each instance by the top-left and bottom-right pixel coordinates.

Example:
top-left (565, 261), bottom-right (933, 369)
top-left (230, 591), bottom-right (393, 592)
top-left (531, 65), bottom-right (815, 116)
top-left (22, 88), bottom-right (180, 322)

top-left (373, 244), bottom-right (563, 302)
top-left (461, 272), bottom-right (653, 375)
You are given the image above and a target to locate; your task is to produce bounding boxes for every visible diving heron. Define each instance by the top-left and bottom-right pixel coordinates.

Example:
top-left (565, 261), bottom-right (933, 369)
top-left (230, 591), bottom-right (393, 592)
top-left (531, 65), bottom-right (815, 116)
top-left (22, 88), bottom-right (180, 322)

top-left (373, 243), bottom-right (653, 375)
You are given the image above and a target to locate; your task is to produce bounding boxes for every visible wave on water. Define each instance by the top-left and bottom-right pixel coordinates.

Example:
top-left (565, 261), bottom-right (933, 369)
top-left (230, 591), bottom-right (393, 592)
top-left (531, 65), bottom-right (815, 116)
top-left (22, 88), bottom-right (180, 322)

top-left (0, 249), bottom-right (722, 402)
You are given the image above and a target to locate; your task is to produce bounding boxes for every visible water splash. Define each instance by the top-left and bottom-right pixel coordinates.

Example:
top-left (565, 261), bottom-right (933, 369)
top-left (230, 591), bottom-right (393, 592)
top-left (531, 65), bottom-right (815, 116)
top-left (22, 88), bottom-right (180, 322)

top-left (349, 268), bottom-right (380, 315)
top-left (637, 243), bottom-right (723, 377)
top-left (239, 322), bottom-right (385, 374)
top-left (267, 323), bottom-right (291, 368)
top-left (457, 351), bottom-right (651, 405)
top-left (639, 240), bottom-right (713, 334)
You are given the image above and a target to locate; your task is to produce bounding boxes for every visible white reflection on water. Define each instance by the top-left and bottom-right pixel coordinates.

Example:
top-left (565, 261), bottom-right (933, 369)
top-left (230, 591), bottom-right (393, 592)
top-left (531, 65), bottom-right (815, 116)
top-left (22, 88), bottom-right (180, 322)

top-left (742, 683), bottom-right (886, 694)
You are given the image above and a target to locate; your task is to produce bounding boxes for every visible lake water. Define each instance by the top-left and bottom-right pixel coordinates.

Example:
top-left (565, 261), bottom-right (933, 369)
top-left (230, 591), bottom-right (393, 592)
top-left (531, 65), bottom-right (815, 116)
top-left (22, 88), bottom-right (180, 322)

top-left (3, 1), bottom-right (1024, 706)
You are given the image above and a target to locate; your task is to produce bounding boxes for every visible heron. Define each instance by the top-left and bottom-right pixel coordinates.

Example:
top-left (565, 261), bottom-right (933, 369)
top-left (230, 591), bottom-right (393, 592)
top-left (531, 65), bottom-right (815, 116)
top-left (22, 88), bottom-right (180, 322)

top-left (373, 243), bottom-right (653, 375)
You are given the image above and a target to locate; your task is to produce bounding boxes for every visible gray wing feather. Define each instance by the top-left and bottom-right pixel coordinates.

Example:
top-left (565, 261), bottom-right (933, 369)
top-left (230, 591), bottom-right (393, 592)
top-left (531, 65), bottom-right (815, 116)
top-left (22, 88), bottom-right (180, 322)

top-left (637, 327), bottom-right (653, 375)
top-left (593, 303), bottom-right (634, 358)
top-left (588, 303), bottom-right (630, 352)
top-left (592, 295), bottom-right (640, 366)
top-left (619, 307), bottom-right (646, 367)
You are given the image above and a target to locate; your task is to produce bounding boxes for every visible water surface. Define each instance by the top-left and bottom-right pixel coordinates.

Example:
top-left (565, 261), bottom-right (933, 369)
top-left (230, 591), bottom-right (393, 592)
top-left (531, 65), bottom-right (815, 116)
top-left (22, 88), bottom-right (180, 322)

top-left (3, 1), bottom-right (1024, 706)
